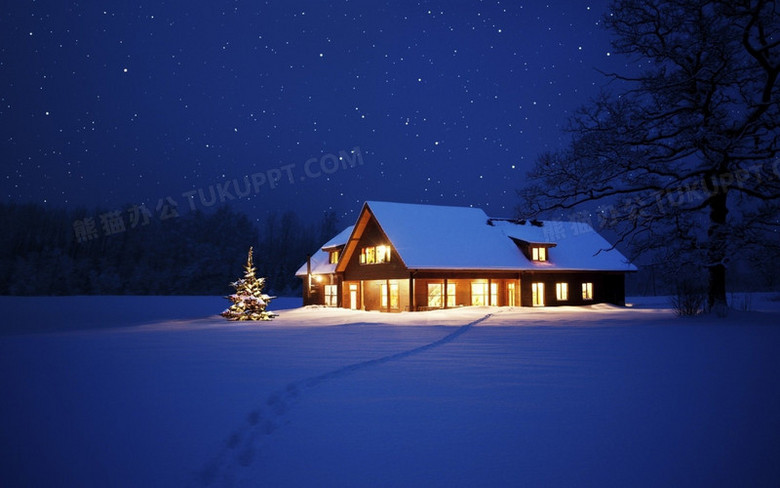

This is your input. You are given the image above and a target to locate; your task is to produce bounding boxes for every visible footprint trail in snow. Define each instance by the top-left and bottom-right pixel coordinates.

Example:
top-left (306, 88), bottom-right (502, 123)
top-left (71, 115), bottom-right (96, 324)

top-left (195, 313), bottom-right (493, 487)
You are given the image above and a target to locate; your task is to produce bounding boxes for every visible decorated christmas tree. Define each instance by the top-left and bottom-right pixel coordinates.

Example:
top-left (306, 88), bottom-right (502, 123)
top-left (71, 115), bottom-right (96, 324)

top-left (221, 246), bottom-right (277, 321)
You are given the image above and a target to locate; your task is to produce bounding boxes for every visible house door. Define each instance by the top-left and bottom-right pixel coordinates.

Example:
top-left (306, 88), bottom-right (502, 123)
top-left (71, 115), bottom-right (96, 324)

top-left (532, 282), bottom-right (545, 306)
top-left (507, 282), bottom-right (516, 307)
top-left (349, 284), bottom-right (358, 310)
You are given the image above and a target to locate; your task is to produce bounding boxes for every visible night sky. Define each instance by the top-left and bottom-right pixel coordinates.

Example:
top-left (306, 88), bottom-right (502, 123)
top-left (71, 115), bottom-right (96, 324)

top-left (2, 1), bottom-right (633, 223)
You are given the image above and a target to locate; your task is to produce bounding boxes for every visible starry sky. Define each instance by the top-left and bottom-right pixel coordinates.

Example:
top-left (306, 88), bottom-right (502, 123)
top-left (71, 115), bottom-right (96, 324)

top-left (1, 1), bottom-right (632, 223)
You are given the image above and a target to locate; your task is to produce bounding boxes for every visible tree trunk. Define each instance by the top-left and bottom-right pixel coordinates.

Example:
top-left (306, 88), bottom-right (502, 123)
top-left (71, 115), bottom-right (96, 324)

top-left (707, 189), bottom-right (728, 312)
top-left (708, 262), bottom-right (727, 312)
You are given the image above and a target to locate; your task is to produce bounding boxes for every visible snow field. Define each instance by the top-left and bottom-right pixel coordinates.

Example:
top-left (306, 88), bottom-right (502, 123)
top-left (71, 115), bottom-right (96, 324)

top-left (1, 295), bottom-right (779, 487)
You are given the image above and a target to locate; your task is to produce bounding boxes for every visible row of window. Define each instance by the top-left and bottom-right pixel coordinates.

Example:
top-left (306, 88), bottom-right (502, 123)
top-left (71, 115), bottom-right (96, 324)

top-left (359, 245), bottom-right (391, 264)
top-left (325, 282), bottom-right (402, 309)
top-left (328, 245), bottom-right (391, 265)
top-left (533, 282), bottom-right (593, 306)
top-left (324, 281), bottom-right (593, 308)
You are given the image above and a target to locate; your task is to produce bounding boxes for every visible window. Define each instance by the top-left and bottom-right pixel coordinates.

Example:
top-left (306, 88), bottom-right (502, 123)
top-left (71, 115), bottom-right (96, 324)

top-left (381, 281), bottom-right (399, 309)
top-left (507, 282), bottom-right (516, 307)
top-left (427, 283), bottom-right (455, 308)
top-left (471, 282), bottom-right (488, 306)
top-left (360, 245), bottom-right (391, 264)
top-left (446, 283), bottom-right (456, 307)
top-left (428, 284), bottom-right (443, 308)
top-left (531, 247), bottom-right (547, 261)
top-left (556, 282), bottom-right (569, 301)
top-left (582, 282), bottom-right (593, 300)
top-left (328, 250), bottom-right (340, 264)
top-left (532, 282), bottom-right (545, 306)
top-left (471, 282), bottom-right (496, 306)
top-left (324, 285), bottom-right (338, 307)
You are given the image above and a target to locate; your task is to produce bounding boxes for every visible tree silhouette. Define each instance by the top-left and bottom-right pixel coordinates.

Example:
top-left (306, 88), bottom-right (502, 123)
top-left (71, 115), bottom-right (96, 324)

top-left (519, 0), bottom-right (779, 312)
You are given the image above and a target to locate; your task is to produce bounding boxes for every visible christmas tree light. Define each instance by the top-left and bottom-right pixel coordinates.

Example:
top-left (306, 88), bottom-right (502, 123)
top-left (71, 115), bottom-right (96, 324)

top-left (221, 247), bottom-right (277, 321)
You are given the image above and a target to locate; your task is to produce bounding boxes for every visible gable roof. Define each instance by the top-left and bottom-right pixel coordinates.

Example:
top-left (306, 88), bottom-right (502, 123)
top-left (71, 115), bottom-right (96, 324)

top-left (356, 201), bottom-right (525, 270)
top-left (298, 201), bottom-right (636, 275)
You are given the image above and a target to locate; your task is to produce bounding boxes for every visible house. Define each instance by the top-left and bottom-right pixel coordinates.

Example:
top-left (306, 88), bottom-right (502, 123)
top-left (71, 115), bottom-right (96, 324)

top-left (296, 201), bottom-right (636, 311)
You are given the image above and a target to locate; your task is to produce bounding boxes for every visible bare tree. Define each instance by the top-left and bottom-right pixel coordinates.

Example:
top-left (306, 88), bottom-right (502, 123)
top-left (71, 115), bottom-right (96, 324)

top-left (519, 0), bottom-right (780, 311)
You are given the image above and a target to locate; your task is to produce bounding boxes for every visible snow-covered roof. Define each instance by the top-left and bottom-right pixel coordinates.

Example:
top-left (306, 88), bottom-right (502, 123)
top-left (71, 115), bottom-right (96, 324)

top-left (490, 218), bottom-right (557, 245)
top-left (294, 226), bottom-right (353, 277)
top-left (364, 201), bottom-right (525, 270)
top-left (490, 219), bottom-right (637, 271)
top-left (320, 226), bottom-right (352, 249)
top-left (297, 202), bottom-right (636, 275)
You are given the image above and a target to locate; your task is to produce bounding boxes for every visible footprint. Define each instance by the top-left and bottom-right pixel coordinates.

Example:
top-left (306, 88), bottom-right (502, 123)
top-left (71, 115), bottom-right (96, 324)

top-left (226, 432), bottom-right (242, 449)
top-left (247, 410), bottom-right (261, 426)
top-left (237, 444), bottom-right (255, 467)
top-left (196, 313), bottom-right (491, 484)
top-left (267, 393), bottom-right (287, 415)
top-left (262, 419), bottom-right (276, 435)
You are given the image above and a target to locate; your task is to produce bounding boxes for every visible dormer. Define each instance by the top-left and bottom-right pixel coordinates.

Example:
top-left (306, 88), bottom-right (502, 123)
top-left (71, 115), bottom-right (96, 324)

top-left (322, 244), bottom-right (345, 265)
top-left (509, 237), bottom-right (557, 263)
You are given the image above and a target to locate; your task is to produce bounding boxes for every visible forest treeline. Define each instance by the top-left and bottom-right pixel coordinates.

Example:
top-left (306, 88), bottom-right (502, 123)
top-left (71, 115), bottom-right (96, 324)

top-left (0, 202), bottom-right (339, 296)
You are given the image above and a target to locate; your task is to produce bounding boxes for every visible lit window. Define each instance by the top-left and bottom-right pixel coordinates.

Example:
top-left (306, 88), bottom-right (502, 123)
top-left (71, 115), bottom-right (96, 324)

top-left (556, 282), bottom-right (568, 301)
top-left (470, 281), bottom-right (497, 306)
top-left (329, 250), bottom-right (340, 264)
top-left (532, 282), bottom-right (545, 306)
top-left (531, 247), bottom-right (547, 261)
top-left (324, 285), bottom-right (338, 307)
top-left (507, 282), bottom-right (516, 306)
top-left (429, 283), bottom-right (456, 307)
top-left (471, 282), bottom-right (488, 306)
top-left (365, 247), bottom-right (375, 263)
top-left (582, 282), bottom-right (593, 300)
top-left (360, 245), bottom-right (391, 264)
top-left (380, 281), bottom-right (399, 309)
top-left (428, 284), bottom-right (442, 308)
top-left (378, 245), bottom-right (392, 263)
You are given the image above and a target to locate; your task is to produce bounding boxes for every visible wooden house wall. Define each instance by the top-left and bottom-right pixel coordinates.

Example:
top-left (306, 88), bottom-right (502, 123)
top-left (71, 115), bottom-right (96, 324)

top-left (303, 271), bottom-right (626, 308)
top-left (302, 273), bottom-right (339, 306)
top-left (519, 271), bottom-right (626, 306)
top-left (412, 276), bottom-right (522, 309)
top-left (341, 216), bottom-right (409, 281)
top-left (343, 279), bottom-right (411, 312)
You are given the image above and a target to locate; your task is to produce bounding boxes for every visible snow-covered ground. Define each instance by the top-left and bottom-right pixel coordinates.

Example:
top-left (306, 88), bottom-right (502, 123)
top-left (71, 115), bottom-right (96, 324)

top-left (1, 295), bottom-right (779, 487)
